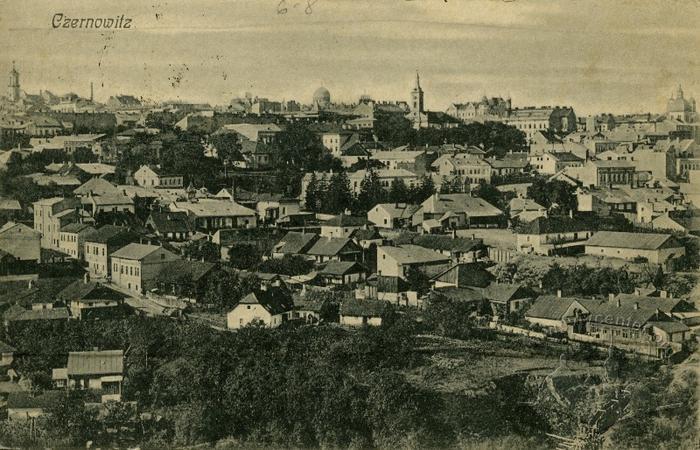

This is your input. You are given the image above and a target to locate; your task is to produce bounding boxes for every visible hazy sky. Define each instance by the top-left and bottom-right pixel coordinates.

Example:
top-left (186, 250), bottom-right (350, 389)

top-left (1, 0), bottom-right (699, 115)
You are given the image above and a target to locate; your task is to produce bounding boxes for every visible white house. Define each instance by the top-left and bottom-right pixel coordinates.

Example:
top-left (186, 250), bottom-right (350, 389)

top-left (226, 288), bottom-right (293, 329)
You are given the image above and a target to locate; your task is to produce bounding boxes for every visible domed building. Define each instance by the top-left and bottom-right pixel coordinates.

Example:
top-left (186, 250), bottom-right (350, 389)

top-left (666, 84), bottom-right (696, 122)
top-left (312, 86), bottom-right (331, 109)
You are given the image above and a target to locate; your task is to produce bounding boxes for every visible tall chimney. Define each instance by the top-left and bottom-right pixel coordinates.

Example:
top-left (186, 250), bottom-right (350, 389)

top-left (90, 82), bottom-right (94, 102)
top-left (556, 289), bottom-right (562, 298)
top-left (608, 293), bottom-right (615, 303)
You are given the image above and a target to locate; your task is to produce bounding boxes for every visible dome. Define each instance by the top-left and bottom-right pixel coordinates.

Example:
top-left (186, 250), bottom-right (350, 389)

top-left (668, 97), bottom-right (692, 113)
top-left (313, 86), bottom-right (331, 106)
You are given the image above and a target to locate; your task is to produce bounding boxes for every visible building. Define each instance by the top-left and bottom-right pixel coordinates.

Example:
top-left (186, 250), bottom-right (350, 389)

top-left (318, 261), bottom-right (367, 286)
top-left (564, 160), bottom-right (636, 188)
top-left (306, 236), bottom-right (363, 263)
top-left (133, 165), bottom-right (183, 188)
top-left (87, 193), bottom-right (135, 216)
top-left (407, 72), bottom-right (461, 129)
top-left (33, 197), bottom-right (80, 250)
top-left (110, 243), bottom-right (180, 294)
top-left (504, 106), bottom-right (577, 141)
top-left (339, 298), bottom-right (386, 327)
top-left (58, 222), bottom-right (95, 259)
top-left (666, 84), bottom-right (697, 123)
top-left (376, 244), bottom-right (451, 304)
top-left (54, 350), bottom-right (124, 402)
top-left (272, 232), bottom-right (319, 259)
top-left (431, 154), bottom-right (493, 186)
top-left (226, 287), bottom-right (294, 329)
top-left (509, 198), bottom-right (547, 223)
top-left (0, 221), bottom-right (41, 266)
top-left (169, 199), bottom-right (257, 231)
top-left (368, 203), bottom-right (420, 229)
top-left (7, 61), bottom-right (20, 102)
top-left (446, 96), bottom-right (511, 123)
top-left (153, 260), bottom-right (218, 302)
top-left (320, 214), bottom-right (369, 238)
top-left (413, 193), bottom-right (503, 230)
top-left (529, 152), bottom-right (584, 175)
top-left (57, 276), bottom-right (127, 320)
top-left (145, 211), bottom-right (194, 241)
top-left (584, 231), bottom-right (685, 266)
top-left (6, 391), bottom-right (63, 422)
top-left (83, 225), bottom-right (140, 278)
top-left (515, 216), bottom-right (594, 256)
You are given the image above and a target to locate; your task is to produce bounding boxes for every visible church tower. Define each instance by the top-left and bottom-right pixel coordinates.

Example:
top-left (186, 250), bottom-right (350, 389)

top-left (8, 61), bottom-right (20, 102)
top-left (411, 71), bottom-right (424, 114)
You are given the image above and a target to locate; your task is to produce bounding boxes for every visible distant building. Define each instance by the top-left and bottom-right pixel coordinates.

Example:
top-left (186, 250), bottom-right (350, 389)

top-left (53, 350), bottom-right (124, 402)
top-left (110, 243), bottom-right (180, 294)
top-left (133, 165), bottom-right (184, 188)
top-left (33, 197), bottom-right (80, 250)
top-left (227, 287), bottom-right (294, 329)
top-left (58, 222), bottom-right (95, 260)
top-left (584, 231), bottom-right (685, 266)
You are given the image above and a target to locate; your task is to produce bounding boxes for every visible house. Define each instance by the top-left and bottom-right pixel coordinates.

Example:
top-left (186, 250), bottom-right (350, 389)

top-left (485, 153), bottom-right (530, 176)
top-left (0, 277), bottom-right (75, 312)
top-left (509, 198), bottom-right (547, 223)
top-left (503, 106), bottom-right (577, 141)
top-left (153, 260), bottom-right (217, 302)
top-left (73, 177), bottom-right (121, 197)
top-left (564, 160), bottom-right (636, 188)
top-left (413, 193), bottom-right (503, 230)
top-left (83, 225), bottom-right (140, 278)
top-left (54, 350), bottom-right (124, 402)
top-left (33, 197), bottom-right (80, 250)
top-left (524, 294), bottom-right (599, 331)
top-left (58, 222), bottom-right (95, 260)
top-left (306, 236), bottom-right (363, 263)
top-left (57, 275), bottom-right (127, 320)
top-left (482, 283), bottom-right (534, 317)
top-left (368, 203), bottom-right (420, 229)
top-left (133, 165), bottom-right (183, 188)
top-left (584, 231), bottom-right (685, 266)
top-left (170, 199), bottom-right (257, 231)
top-left (515, 216), bottom-right (594, 255)
top-left (6, 391), bottom-right (63, 421)
top-left (340, 298), bottom-right (386, 327)
top-left (320, 214), bottom-right (369, 238)
top-left (318, 261), bottom-right (367, 286)
top-left (0, 197), bottom-right (22, 222)
top-left (226, 287), bottom-right (293, 329)
top-left (376, 244), bottom-right (452, 304)
top-left (576, 188), bottom-right (637, 221)
top-left (431, 154), bottom-right (492, 187)
top-left (529, 152), bottom-right (584, 175)
top-left (430, 263), bottom-right (494, 289)
top-left (410, 234), bottom-right (485, 263)
top-left (291, 292), bottom-right (326, 323)
top-left (110, 243), bottom-right (180, 294)
top-left (0, 340), bottom-right (15, 366)
top-left (145, 211), bottom-right (194, 241)
top-left (272, 232), bottom-right (319, 258)
top-left (0, 221), bottom-right (41, 266)
top-left (87, 193), bottom-right (135, 216)
top-left (614, 293), bottom-right (700, 326)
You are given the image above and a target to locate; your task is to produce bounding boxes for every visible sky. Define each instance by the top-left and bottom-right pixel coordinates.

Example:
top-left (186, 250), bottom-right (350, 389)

top-left (1, 0), bottom-right (699, 115)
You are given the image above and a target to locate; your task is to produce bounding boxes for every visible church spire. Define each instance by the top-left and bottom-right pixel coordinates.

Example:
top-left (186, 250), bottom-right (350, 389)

top-left (415, 71), bottom-right (421, 91)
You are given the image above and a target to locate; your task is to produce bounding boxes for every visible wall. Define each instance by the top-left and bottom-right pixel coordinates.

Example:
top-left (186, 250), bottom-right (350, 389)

top-left (227, 303), bottom-right (273, 329)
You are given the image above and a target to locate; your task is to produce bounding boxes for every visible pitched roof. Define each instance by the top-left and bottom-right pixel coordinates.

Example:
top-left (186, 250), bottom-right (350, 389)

top-left (60, 222), bottom-right (95, 234)
top-left (421, 194), bottom-right (502, 217)
top-left (430, 263), bottom-right (494, 288)
top-left (320, 261), bottom-right (366, 276)
top-left (340, 298), bottom-right (386, 317)
top-left (649, 321), bottom-right (690, 334)
top-left (56, 280), bottom-right (126, 303)
top-left (83, 225), bottom-right (130, 244)
top-left (239, 287), bottom-right (293, 316)
top-left (147, 211), bottom-right (193, 234)
top-left (155, 260), bottom-right (216, 283)
top-left (274, 232), bottom-right (319, 254)
top-left (307, 237), bottom-right (359, 256)
top-left (171, 199), bottom-right (255, 218)
top-left (380, 244), bottom-right (450, 265)
top-left (586, 302), bottom-right (661, 328)
top-left (0, 198), bottom-right (21, 211)
top-left (0, 277), bottom-right (76, 306)
top-left (483, 283), bottom-right (529, 303)
top-left (324, 214), bottom-right (368, 227)
top-left (585, 231), bottom-right (678, 250)
top-left (67, 350), bottom-right (124, 376)
top-left (430, 286), bottom-right (484, 303)
top-left (374, 203), bottom-right (421, 219)
top-left (614, 294), bottom-right (686, 314)
top-left (518, 216), bottom-right (593, 235)
top-left (110, 243), bottom-right (164, 260)
top-left (411, 235), bottom-right (484, 253)
top-left (525, 295), bottom-right (598, 320)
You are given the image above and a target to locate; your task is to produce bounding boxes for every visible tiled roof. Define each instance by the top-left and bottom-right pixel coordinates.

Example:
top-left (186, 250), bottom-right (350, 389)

top-left (11, 307), bottom-right (70, 322)
top-left (172, 200), bottom-right (255, 218)
top-left (585, 231), bottom-right (676, 250)
top-left (147, 211), bottom-right (193, 234)
top-left (307, 237), bottom-right (359, 256)
top-left (56, 280), bottom-right (125, 302)
top-left (614, 294), bottom-right (685, 313)
top-left (60, 223), bottom-right (95, 234)
top-left (274, 232), bottom-right (319, 254)
top-left (430, 263), bottom-right (494, 288)
top-left (320, 261), bottom-right (365, 276)
top-left (421, 194), bottom-right (502, 217)
top-left (379, 244), bottom-right (450, 265)
top-left (67, 350), bottom-right (124, 376)
top-left (110, 243), bottom-right (163, 260)
top-left (155, 260), bottom-right (216, 283)
top-left (340, 298), bottom-right (386, 317)
top-left (83, 225), bottom-right (128, 243)
top-left (239, 287), bottom-right (293, 316)
top-left (430, 286), bottom-right (484, 303)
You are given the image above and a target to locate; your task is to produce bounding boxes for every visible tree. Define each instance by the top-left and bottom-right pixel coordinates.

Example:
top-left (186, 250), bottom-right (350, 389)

top-left (72, 147), bottom-right (98, 163)
top-left (388, 178), bottom-right (410, 204)
top-left (405, 266), bottom-right (430, 296)
top-left (44, 391), bottom-right (99, 447)
top-left (356, 168), bottom-right (385, 212)
top-left (304, 172), bottom-right (321, 212)
top-left (203, 270), bottom-right (255, 311)
top-left (323, 171), bottom-right (353, 214)
top-left (209, 133), bottom-right (242, 164)
top-left (527, 178), bottom-right (577, 214)
top-left (258, 254), bottom-right (314, 276)
top-left (181, 240), bottom-right (220, 262)
top-left (409, 175), bottom-right (435, 204)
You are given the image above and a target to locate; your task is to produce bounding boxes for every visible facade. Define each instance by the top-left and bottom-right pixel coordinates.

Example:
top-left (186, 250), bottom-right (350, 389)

top-left (58, 222), bottom-right (95, 259)
top-left (413, 193), bottom-right (503, 230)
top-left (432, 154), bottom-right (492, 186)
top-left (516, 217), bottom-right (594, 256)
top-left (0, 221), bottom-right (41, 264)
top-left (83, 225), bottom-right (139, 278)
top-left (55, 350), bottom-right (124, 402)
top-left (584, 231), bottom-right (685, 265)
top-left (504, 107), bottom-right (577, 141)
top-left (110, 243), bottom-right (180, 294)
top-left (170, 199), bottom-right (257, 231)
top-left (368, 203), bottom-right (420, 229)
top-left (33, 197), bottom-right (80, 250)
top-left (564, 160), bottom-right (636, 187)
top-left (133, 165), bottom-right (184, 188)
top-left (57, 277), bottom-right (126, 320)
top-left (529, 152), bottom-right (584, 175)
top-left (145, 211), bottom-right (194, 241)
top-left (226, 288), bottom-right (293, 329)
top-left (339, 298), bottom-right (386, 327)
top-left (320, 214), bottom-right (368, 238)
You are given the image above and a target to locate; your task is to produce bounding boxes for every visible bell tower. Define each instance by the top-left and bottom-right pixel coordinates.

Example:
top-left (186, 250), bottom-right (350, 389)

top-left (411, 71), bottom-right (424, 114)
top-left (8, 61), bottom-right (20, 102)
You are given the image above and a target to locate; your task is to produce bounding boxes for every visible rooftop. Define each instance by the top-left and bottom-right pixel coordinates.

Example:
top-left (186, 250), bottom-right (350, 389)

top-left (67, 350), bottom-right (124, 376)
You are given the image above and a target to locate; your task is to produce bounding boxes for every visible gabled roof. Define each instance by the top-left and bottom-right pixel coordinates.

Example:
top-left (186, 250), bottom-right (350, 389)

top-left (525, 295), bottom-right (599, 320)
top-left (239, 287), bottom-right (293, 316)
top-left (585, 231), bottom-right (678, 250)
top-left (421, 194), bottom-right (502, 217)
top-left (147, 211), bottom-right (193, 234)
top-left (430, 286), bottom-right (484, 303)
top-left (340, 298), bottom-right (386, 317)
top-left (155, 260), bottom-right (216, 284)
top-left (60, 222), bottom-right (95, 234)
top-left (379, 244), bottom-right (450, 265)
top-left (110, 243), bottom-right (164, 260)
top-left (11, 307), bottom-right (70, 322)
top-left (274, 232), bottom-right (319, 254)
top-left (373, 203), bottom-right (421, 219)
top-left (67, 350), bottom-right (124, 376)
top-left (307, 237), bottom-right (360, 256)
top-left (430, 263), bottom-right (494, 288)
top-left (320, 261), bottom-right (366, 276)
top-left (483, 283), bottom-right (530, 303)
top-left (171, 199), bottom-right (256, 218)
top-left (323, 213), bottom-right (368, 227)
top-left (56, 280), bottom-right (126, 303)
top-left (509, 198), bottom-right (545, 212)
top-left (0, 277), bottom-right (76, 306)
top-left (349, 227), bottom-right (383, 241)
top-left (586, 302), bottom-right (662, 328)
top-left (614, 294), bottom-right (687, 314)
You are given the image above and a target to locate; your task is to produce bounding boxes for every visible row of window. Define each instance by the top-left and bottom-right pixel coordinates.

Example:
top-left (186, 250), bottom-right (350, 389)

top-left (114, 263), bottom-right (140, 277)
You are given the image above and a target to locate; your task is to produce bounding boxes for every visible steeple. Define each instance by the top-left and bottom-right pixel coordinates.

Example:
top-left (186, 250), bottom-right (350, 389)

top-left (410, 70), bottom-right (424, 115)
top-left (8, 61), bottom-right (20, 102)
top-left (676, 84), bottom-right (684, 100)
top-left (414, 71), bottom-right (421, 91)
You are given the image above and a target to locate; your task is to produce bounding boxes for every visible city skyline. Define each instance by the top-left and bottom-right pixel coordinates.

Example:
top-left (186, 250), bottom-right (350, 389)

top-left (1, 0), bottom-right (699, 115)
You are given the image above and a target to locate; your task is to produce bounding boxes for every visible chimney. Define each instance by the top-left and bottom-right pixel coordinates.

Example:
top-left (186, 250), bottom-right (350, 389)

top-left (556, 289), bottom-right (562, 298)
top-left (452, 229), bottom-right (457, 239)
top-left (83, 272), bottom-right (90, 284)
top-left (608, 293), bottom-right (615, 303)
top-left (28, 279), bottom-right (34, 290)
top-left (633, 302), bottom-right (639, 310)
top-left (616, 298), bottom-right (621, 307)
